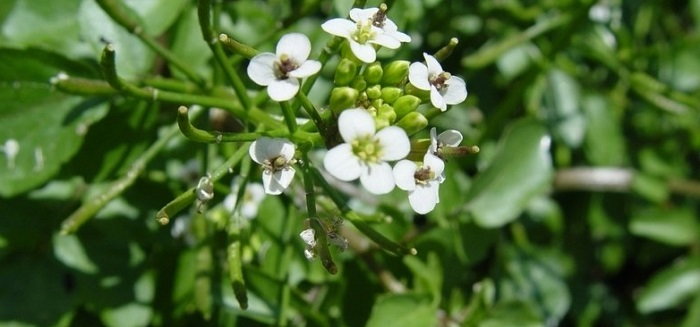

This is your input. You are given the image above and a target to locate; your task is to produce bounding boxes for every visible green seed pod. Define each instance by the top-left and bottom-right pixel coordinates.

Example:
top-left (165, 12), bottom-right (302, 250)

top-left (396, 112), bottom-right (428, 136)
top-left (334, 58), bottom-right (358, 86)
top-left (381, 87), bottom-right (403, 104)
top-left (393, 95), bottom-right (422, 119)
top-left (329, 87), bottom-right (359, 115)
top-left (351, 75), bottom-right (367, 91)
top-left (381, 60), bottom-right (410, 85)
top-left (366, 85), bottom-right (382, 99)
top-left (364, 62), bottom-right (383, 84)
top-left (378, 103), bottom-right (396, 124)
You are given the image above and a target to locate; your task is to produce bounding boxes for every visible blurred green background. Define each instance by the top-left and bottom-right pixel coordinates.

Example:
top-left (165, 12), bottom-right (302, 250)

top-left (2, 0), bottom-right (700, 326)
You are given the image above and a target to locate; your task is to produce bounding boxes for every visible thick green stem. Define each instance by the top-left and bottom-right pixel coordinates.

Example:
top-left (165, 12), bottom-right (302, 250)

top-left (280, 101), bottom-right (298, 133)
top-left (295, 92), bottom-right (327, 135)
top-left (302, 154), bottom-right (338, 274)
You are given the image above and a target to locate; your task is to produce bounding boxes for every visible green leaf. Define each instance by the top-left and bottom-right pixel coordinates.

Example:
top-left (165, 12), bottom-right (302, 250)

top-left (366, 293), bottom-right (437, 327)
top-left (582, 94), bottom-right (626, 166)
top-left (637, 258), bottom-right (700, 314)
top-left (479, 301), bottom-right (543, 327)
top-left (53, 234), bottom-right (99, 274)
top-left (629, 207), bottom-right (699, 246)
top-left (682, 293), bottom-right (700, 327)
top-left (123, 0), bottom-right (188, 36)
top-left (0, 50), bottom-right (108, 197)
top-left (543, 69), bottom-right (585, 148)
top-left (404, 253), bottom-right (442, 306)
top-left (465, 119), bottom-right (553, 228)
top-left (169, 6), bottom-right (213, 80)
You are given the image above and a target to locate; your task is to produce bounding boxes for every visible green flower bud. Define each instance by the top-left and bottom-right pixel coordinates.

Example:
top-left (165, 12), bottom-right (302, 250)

top-left (366, 85), bottom-right (382, 99)
top-left (408, 139), bottom-right (431, 161)
top-left (329, 87), bottom-right (359, 115)
top-left (404, 83), bottom-right (430, 101)
top-left (378, 103), bottom-right (396, 124)
top-left (371, 99), bottom-right (384, 110)
top-left (351, 76), bottom-right (367, 91)
top-left (381, 60), bottom-right (410, 85)
top-left (393, 95), bottom-right (422, 119)
top-left (364, 62), bottom-right (383, 84)
top-left (396, 112), bottom-right (428, 136)
top-left (334, 58), bottom-right (358, 86)
top-left (381, 87), bottom-right (403, 104)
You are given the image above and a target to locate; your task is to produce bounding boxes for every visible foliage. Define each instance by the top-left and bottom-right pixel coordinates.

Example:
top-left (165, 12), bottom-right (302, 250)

top-left (1, 0), bottom-right (700, 326)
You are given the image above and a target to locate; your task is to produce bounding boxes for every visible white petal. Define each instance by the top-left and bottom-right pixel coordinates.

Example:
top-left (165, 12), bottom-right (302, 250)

top-left (370, 33), bottom-right (401, 49)
top-left (321, 18), bottom-right (355, 38)
top-left (223, 194), bottom-right (236, 213)
top-left (278, 139), bottom-right (296, 161)
top-left (267, 78), bottom-right (300, 101)
top-left (350, 7), bottom-right (378, 22)
top-left (408, 184), bottom-right (439, 214)
top-left (360, 162), bottom-right (395, 194)
top-left (423, 52), bottom-right (443, 75)
top-left (289, 60), bottom-right (321, 78)
top-left (430, 127), bottom-right (438, 152)
top-left (247, 53), bottom-right (277, 86)
top-left (438, 129), bottom-right (463, 147)
top-left (430, 86), bottom-right (447, 111)
top-left (247, 183), bottom-right (266, 203)
top-left (349, 40), bottom-right (376, 63)
top-left (250, 137), bottom-right (294, 163)
top-left (423, 152), bottom-right (445, 177)
top-left (264, 168), bottom-right (295, 195)
top-left (324, 144), bottom-right (362, 181)
top-left (393, 160), bottom-right (417, 191)
top-left (408, 62), bottom-right (431, 90)
top-left (387, 30), bottom-right (411, 43)
top-left (442, 76), bottom-right (468, 105)
top-left (241, 203), bottom-right (259, 219)
top-left (299, 228), bottom-right (316, 246)
top-left (277, 33), bottom-right (311, 63)
top-left (249, 140), bottom-right (263, 164)
top-left (338, 108), bottom-right (376, 143)
top-left (375, 126), bottom-right (410, 161)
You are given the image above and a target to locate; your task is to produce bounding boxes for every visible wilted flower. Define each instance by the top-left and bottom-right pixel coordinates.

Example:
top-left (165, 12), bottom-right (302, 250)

top-left (429, 127), bottom-right (463, 158)
top-left (223, 178), bottom-right (266, 219)
top-left (300, 228), bottom-right (316, 260)
top-left (408, 53), bottom-right (468, 111)
top-left (249, 137), bottom-right (297, 195)
top-left (393, 152), bottom-right (445, 214)
top-left (247, 33), bottom-right (321, 101)
top-left (324, 109), bottom-right (410, 194)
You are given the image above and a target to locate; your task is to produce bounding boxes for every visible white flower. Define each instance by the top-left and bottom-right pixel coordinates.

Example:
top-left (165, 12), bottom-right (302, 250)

top-left (321, 6), bottom-right (408, 63)
top-left (409, 53), bottom-right (468, 111)
top-left (249, 137), bottom-right (297, 195)
top-left (393, 152), bottom-right (446, 214)
top-left (196, 174), bottom-right (214, 202)
top-left (223, 178), bottom-right (266, 219)
top-left (429, 127), bottom-right (463, 157)
top-left (299, 228), bottom-right (316, 247)
top-left (323, 108), bottom-right (410, 194)
top-left (247, 33), bottom-right (321, 101)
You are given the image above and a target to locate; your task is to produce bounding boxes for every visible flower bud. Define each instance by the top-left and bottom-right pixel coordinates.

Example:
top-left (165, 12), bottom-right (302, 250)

top-left (381, 87), bottom-right (403, 104)
top-left (404, 83), bottom-right (430, 101)
top-left (334, 58), bottom-right (358, 86)
top-left (363, 62), bottom-right (383, 84)
top-left (366, 85), bottom-right (382, 99)
top-left (408, 139), bottom-right (431, 161)
top-left (393, 95), bottom-right (422, 119)
top-left (396, 112), bottom-right (428, 136)
top-left (329, 87), bottom-right (359, 115)
top-left (351, 76), bottom-right (367, 91)
top-left (371, 99), bottom-right (384, 110)
top-left (381, 60), bottom-right (410, 85)
top-left (378, 103), bottom-right (396, 124)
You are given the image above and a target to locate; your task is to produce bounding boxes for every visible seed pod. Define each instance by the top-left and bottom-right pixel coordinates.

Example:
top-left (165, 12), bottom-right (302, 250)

top-left (393, 95), bottom-right (422, 119)
top-left (396, 112), bottom-right (428, 136)
top-left (381, 60), bottom-right (410, 85)
top-left (329, 87), bottom-right (359, 115)
top-left (334, 58), bottom-right (358, 86)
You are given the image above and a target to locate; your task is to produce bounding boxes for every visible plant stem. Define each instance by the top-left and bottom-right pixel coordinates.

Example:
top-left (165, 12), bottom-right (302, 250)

top-left (218, 33), bottom-right (259, 59)
top-left (295, 92), bottom-right (327, 136)
top-left (280, 101), bottom-right (298, 133)
top-left (302, 153), bottom-right (338, 274)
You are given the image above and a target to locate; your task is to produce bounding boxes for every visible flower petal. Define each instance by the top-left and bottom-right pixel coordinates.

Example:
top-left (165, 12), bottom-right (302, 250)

top-left (321, 18), bottom-right (355, 38)
top-left (349, 40), bottom-right (376, 63)
top-left (277, 32), bottom-right (311, 63)
top-left (263, 167), bottom-right (295, 195)
top-left (360, 162), bottom-right (395, 194)
top-left (430, 86), bottom-right (447, 111)
top-left (370, 33), bottom-right (401, 49)
top-left (383, 20), bottom-right (411, 42)
top-left (324, 144), bottom-right (362, 181)
top-left (250, 137), bottom-right (294, 163)
top-left (423, 152), bottom-right (445, 177)
top-left (438, 129), bottom-right (463, 147)
top-left (408, 62), bottom-right (431, 90)
top-left (408, 184), bottom-right (439, 214)
top-left (442, 76), bottom-right (468, 105)
top-left (267, 78), bottom-right (300, 101)
top-left (423, 52), bottom-right (443, 75)
top-left (289, 60), bottom-right (321, 78)
top-left (261, 171), bottom-right (280, 195)
top-left (375, 126), bottom-right (410, 161)
top-left (429, 127), bottom-right (439, 152)
top-left (241, 202), bottom-right (259, 219)
top-left (338, 108), bottom-right (376, 142)
top-left (223, 194), bottom-right (236, 213)
top-left (247, 52), bottom-right (277, 86)
top-left (349, 7), bottom-right (378, 22)
top-left (299, 228), bottom-right (316, 246)
top-left (393, 160), bottom-right (417, 191)
top-left (248, 183), bottom-right (266, 202)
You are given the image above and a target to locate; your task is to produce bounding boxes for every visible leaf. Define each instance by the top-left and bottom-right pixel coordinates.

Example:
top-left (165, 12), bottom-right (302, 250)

top-left (404, 253), bottom-right (442, 306)
top-left (629, 207), bottom-right (699, 246)
top-left (169, 6), bottom-right (213, 80)
top-left (123, 0), bottom-right (188, 36)
top-left (366, 293), bottom-right (437, 327)
top-left (53, 234), bottom-right (99, 274)
top-left (543, 69), bottom-right (585, 148)
top-left (479, 301), bottom-right (543, 327)
top-left (582, 94), bottom-right (626, 166)
top-left (637, 258), bottom-right (700, 314)
top-left (465, 119), bottom-right (553, 228)
top-left (0, 49), bottom-right (108, 197)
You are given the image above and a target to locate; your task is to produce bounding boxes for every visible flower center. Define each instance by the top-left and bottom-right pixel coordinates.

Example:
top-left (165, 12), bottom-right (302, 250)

top-left (372, 9), bottom-right (387, 28)
top-left (274, 54), bottom-right (299, 79)
top-left (263, 155), bottom-right (294, 173)
top-left (351, 134), bottom-right (383, 163)
top-left (429, 72), bottom-right (451, 92)
top-left (414, 166), bottom-right (435, 185)
top-left (352, 20), bottom-right (375, 44)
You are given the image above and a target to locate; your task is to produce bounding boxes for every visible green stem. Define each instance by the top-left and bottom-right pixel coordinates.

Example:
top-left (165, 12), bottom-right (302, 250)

top-left (433, 37), bottom-right (459, 62)
top-left (295, 92), bottom-right (327, 135)
top-left (227, 158), bottom-right (251, 310)
top-left (309, 167), bottom-right (416, 256)
top-left (155, 144), bottom-right (249, 224)
top-left (291, 37), bottom-right (343, 112)
top-left (302, 154), bottom-right (338, 274)
top-left (280, 101), bottom-right (298, 133)
top-left (95, 0), bottom-right (207, 87)
top-left (198, 0), bottom-right (252, 110)
top-left (218, 33), bottom-right (259, 59)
